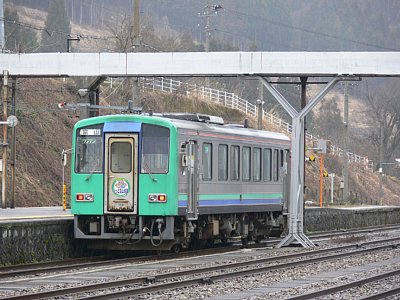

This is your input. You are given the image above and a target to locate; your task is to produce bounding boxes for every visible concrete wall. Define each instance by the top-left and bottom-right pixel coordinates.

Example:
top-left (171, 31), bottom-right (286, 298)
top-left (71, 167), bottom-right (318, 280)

top-left (305, 207), bottom-right (400, 232)
top-left (0, 219), bottom-right (84, 266)
top-left (1, 207), bottom-right (400, 265)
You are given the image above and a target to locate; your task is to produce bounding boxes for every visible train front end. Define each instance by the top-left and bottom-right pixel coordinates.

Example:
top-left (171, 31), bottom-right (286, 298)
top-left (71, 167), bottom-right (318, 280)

top-left (71, 115), bottom-right (179, 251)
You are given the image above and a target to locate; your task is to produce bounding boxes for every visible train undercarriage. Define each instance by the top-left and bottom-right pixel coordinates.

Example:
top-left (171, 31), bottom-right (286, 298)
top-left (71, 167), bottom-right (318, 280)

top-left (76, 212), bottom-right (286, 253)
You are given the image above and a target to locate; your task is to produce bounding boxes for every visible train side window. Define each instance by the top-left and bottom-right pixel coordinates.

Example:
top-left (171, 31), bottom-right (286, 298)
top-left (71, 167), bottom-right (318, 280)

top-left (263, 148), bottom-right (271, 181)
top-left (253, 147), bottom-right (261, 181)
top-left (218, 144), bottom-right (228, 181)
top-left (273, 149), bottom-right (279, 181)
top-left (202, 143), bottom-right (212, 180)
top-left (141, 124), bottom-right (170, 174)
top-left (242, 146), bottom-right (251, 181)
top-left (231, 145), bottom-right (240, 181)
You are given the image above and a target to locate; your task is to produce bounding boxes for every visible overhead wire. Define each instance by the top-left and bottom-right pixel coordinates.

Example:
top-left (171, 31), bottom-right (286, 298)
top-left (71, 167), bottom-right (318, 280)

top-left (223, 7), bottom-right (399, 51)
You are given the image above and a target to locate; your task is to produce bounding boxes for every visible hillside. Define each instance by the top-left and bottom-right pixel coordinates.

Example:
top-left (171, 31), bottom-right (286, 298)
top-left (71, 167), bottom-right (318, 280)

top-left (4, 2), bottom-right (400, 208)
top-left (7, 77), bottom-right (400, 208)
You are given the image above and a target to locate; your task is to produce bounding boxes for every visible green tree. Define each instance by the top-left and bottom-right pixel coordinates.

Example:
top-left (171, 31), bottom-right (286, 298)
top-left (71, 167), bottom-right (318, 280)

top-left (5, 7), bottom-right (38, 52)
top-left (41, 0), bottom-right (71, 52)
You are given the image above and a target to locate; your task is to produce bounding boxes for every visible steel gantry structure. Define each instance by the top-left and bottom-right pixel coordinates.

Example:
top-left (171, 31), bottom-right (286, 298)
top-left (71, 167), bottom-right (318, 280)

top-left (1, 51), bottom-right (400, 247)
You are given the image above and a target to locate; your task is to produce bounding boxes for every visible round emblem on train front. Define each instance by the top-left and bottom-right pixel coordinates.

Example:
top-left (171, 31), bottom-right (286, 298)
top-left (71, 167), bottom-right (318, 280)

top-left (112, 178), bottom-right (130, 197)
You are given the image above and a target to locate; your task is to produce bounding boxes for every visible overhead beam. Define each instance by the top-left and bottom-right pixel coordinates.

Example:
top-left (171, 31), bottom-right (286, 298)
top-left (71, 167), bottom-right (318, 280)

top-left (1, 52), bottom-right (400, 77)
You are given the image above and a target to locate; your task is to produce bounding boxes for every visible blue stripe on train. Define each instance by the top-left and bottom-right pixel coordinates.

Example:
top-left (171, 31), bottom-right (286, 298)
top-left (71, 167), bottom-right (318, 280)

top-left (178, 198), bottom-right (282, 207)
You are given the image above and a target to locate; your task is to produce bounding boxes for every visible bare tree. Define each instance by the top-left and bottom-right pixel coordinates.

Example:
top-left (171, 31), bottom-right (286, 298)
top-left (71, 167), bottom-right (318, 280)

top-left (106, 14), bottom-right (134, 52)
top-left (365, 79), bottom-right (400, 167)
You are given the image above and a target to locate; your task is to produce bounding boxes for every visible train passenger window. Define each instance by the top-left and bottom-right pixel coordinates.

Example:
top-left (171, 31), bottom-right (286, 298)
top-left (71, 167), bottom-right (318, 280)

top-left (273, 149), bottom-right (279, 181)
top-left (263, 148), bottom-right (271, 181)
top-left (231, 145), bottom-right (240, 181)
top-left (253, 148), bottom-right (261, 181)
top-left (141, 124), bottom-right (170, 174)
top-left (242, 146), bottom-right (251, 181)
top-left (202, 143), bottom-right (212, 180)
top-left (218, 144), bottom-right (228, 181)
top-left (75, 125), bottom-right (103, 174)
top-left (110, 142), bottom-right (132, 173)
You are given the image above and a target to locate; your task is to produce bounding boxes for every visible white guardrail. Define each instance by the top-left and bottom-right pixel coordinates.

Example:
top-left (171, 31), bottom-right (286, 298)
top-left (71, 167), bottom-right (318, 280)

top-left (140, 77), bottom-right (373, 171)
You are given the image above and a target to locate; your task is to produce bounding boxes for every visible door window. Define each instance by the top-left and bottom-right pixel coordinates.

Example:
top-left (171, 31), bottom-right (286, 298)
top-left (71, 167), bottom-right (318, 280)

top-left (110, 142), bottom-right (132, 173)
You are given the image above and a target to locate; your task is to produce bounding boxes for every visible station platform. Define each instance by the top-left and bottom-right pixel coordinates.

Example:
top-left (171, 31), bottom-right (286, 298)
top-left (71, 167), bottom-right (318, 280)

top-left (0, 206), bottom-right (73, 223)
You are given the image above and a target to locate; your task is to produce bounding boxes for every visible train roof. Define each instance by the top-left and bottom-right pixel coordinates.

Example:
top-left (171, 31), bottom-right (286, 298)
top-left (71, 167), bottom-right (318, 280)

top-left (74, 114), bottom-right (290, 143)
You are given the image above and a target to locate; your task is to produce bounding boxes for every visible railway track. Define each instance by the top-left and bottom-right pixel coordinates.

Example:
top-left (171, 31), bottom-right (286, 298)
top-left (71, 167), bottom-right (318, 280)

top-left (2, 235), bottom-right (400, 300)
top-left (1, 224), bottom-right (399, 280)
top-left (285, 269), bottom-right (400, 300)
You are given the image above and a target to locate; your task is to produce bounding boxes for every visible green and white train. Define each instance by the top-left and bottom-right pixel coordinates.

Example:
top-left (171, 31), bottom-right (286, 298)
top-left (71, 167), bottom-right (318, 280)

top-left (71, 113), bottom-right (290, 252)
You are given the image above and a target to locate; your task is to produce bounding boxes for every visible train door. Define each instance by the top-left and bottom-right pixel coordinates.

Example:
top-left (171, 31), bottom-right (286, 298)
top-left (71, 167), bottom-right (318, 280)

top-left (104, 133), bottom-right (138, 214)
top-left (186, 140), bottom-right (199, 220)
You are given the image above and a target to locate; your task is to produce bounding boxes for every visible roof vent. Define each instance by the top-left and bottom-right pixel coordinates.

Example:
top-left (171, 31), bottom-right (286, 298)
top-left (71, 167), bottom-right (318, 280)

top-left (163, 113), bottom-right (224, 125)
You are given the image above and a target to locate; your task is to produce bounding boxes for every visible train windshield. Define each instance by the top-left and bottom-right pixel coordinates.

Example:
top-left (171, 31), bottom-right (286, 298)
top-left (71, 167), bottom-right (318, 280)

top-left (141, 124), bottom-right (169, 174)
top-left (75, 126), bottom-right (103, 174)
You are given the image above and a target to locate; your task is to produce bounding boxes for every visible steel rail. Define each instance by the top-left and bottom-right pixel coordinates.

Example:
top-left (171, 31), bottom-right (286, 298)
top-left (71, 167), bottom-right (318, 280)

top-left (3, 237), bottom-right (400, 300)
top-left (359, 286), bottom-right (400, 300)
top-left (0, 245), bottom-right (240, 280)
top-left (285, 269), bottom-right (400, 300)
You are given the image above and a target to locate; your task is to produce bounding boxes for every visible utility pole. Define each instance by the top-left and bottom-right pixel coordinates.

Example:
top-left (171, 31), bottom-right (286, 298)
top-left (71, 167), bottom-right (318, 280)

top-left (379, 123), bottom-right (384, 205)
top-left (200, 2), bottom-right (222, 88)
top-left (10, 79), bottom-right (15, 208)
top-left (204, 1), bottom-right (211, 88)
top-left (0, 0), bottom-right (4, 51)
top-left (131, 0), bottom-right (140, 108)
top-left (257, 80), bottom-right (264, 130)
top-left (342, 82), bottom-right (349, 202)
top-left (1, 70), bottom-right (8, 208)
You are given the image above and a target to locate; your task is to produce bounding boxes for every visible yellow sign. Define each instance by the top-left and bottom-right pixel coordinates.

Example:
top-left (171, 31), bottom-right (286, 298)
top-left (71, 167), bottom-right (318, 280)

top-left (309, 155), bottom-right (315, 161)
top-left (323, 171), bottom-right (329, 177)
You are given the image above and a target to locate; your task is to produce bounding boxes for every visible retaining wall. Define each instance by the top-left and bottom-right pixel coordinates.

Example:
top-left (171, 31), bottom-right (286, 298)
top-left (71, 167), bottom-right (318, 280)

top-left (304, 207), bottom-right (400, 232)
top-left (0, 219), bottom-right (84, 266)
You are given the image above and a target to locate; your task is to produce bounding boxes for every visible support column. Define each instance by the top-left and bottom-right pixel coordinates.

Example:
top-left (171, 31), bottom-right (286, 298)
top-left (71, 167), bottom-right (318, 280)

top-left (259, 76), bottom-right (342, 248)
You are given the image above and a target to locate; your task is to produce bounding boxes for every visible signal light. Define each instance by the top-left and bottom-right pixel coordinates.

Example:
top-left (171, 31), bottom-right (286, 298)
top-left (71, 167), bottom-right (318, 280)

top-left (148, 193), bottom-right (167, 203)
top-left (157, 194), bottom-right (166, 202)
top-left (76, 193), bottom-right (94, 201)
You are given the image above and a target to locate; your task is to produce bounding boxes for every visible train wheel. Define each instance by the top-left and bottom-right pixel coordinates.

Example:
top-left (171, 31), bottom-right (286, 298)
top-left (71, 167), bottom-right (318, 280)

top-left (171, 243), bottom-right (182, 254)
top-left (241, 237), bottom-right (249, 246)
top-left (206, 238), bottom-right (215, 248)
top-left (221, 236), bottom-right (228, 245)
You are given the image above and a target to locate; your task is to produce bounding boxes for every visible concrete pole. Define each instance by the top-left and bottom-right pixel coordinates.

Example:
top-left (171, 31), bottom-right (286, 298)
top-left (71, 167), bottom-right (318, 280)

top-left (10, 79), bottom-right (15, 208)
top-left (330, 173), bottom-right (334, 204)
top-left (379, 124), bottom-right (384, 205)
top-left (257, 99), bottom-right (263, 130)
top-left (257, 80), bottom-right (263, 130)
top-left (319, 154), bottom-right (324, 208)
top-left (204, 1), bottom-right (211, 88)
top-left (0, 0), bottom-right (5, 50)
top-left (1, 71), bottom-right (8, 208)
top-left (343, 83), bottom-right (349, 202)
top-left (131, 0), bottom-right (140, 108)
